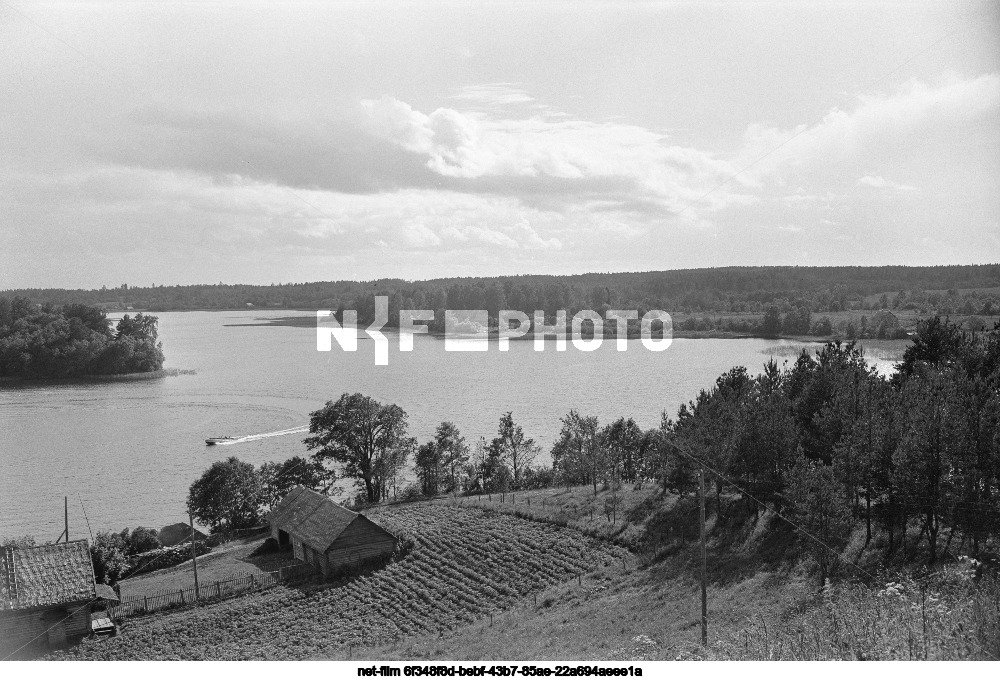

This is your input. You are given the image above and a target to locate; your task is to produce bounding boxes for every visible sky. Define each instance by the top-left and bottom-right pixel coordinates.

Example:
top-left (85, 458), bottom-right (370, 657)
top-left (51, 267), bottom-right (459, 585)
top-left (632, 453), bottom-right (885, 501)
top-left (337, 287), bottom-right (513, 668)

top-left (1, 0), bottom-right (999, 289)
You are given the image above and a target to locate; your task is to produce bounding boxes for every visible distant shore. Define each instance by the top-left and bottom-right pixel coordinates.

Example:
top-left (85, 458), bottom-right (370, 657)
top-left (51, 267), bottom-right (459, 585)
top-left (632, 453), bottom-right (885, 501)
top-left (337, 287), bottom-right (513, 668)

top-left (225, 313), bottom-right (858, 343)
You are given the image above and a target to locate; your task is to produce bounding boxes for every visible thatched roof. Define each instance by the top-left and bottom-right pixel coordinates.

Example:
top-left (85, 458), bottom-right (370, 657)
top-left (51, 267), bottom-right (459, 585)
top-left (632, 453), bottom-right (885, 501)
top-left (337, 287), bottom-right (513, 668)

top-left (0, 540), bottom-right (96, 611)
top-left (269, 487), bottom-right (366, 553)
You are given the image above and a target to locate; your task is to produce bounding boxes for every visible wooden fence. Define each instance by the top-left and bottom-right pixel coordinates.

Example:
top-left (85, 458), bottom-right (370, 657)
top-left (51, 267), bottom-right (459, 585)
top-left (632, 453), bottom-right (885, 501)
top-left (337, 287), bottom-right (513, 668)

top-left (109, 563), bottom-right (316, 619)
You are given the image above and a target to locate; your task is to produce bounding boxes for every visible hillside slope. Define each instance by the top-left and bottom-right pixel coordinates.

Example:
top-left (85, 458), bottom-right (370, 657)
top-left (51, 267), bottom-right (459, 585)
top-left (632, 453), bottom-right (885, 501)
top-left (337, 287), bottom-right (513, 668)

top-left (51, 504), bottom-right (627, 660)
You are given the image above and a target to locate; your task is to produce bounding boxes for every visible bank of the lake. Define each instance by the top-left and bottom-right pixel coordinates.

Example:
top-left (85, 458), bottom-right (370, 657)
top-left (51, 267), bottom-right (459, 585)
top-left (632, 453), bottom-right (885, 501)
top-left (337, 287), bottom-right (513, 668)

top-left (0, 310), bottom-right (905, 541)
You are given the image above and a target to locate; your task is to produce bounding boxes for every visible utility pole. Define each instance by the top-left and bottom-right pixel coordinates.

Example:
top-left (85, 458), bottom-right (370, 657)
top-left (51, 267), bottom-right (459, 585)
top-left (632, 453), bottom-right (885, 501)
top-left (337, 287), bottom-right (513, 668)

top-left (64, 496), bottom-right (69, 543)
top-left (699, 468), bottom-right (707, 647)
top-left (188, 510), bottom-right (200, 601)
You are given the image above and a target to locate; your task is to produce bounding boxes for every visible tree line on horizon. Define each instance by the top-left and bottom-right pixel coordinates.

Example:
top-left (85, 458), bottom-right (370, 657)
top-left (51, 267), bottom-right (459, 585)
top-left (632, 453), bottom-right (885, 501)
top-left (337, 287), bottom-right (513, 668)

top-left (182, 316), bottom-right (1000, 579)
top-left (6, 265), bottom-right (999, 331)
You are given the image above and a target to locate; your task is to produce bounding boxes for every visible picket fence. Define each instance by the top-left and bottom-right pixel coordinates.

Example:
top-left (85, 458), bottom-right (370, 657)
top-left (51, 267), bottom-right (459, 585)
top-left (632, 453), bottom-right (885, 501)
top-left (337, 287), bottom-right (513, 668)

top-left (110, 562), bottom-right (316, 619)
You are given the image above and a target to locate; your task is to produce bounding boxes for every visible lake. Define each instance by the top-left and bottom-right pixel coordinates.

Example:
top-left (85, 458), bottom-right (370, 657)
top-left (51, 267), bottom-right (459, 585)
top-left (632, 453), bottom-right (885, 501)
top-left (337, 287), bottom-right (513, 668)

top-left (0, 310), bottom-right (903, 539)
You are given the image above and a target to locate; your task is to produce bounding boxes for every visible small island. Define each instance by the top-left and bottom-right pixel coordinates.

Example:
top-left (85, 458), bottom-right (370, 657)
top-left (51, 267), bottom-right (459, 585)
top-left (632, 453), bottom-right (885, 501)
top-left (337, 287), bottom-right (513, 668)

top-left (0, 296), bottom-right (165, 380)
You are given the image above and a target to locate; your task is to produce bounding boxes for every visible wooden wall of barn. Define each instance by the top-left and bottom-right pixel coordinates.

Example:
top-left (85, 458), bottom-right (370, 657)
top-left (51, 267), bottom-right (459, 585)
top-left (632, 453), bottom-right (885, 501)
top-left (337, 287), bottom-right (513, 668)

top-left (0, 600), bottom-right (91, 656)
top-left (325, 516), bottom-right (396, 571)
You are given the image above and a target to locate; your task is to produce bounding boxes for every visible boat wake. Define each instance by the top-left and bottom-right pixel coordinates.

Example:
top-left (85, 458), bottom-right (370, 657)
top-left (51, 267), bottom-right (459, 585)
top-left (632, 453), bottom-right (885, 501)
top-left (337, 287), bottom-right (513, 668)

top-left (216, 425), bottom-right (309, 445)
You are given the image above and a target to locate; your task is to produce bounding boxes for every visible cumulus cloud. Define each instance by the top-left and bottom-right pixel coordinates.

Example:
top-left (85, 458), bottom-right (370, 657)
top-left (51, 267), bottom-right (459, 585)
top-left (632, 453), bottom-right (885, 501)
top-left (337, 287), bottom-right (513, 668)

top-left (360, 95), bottom-right (754, 216)
top-left (739, 74), bottom-right (1000, 180)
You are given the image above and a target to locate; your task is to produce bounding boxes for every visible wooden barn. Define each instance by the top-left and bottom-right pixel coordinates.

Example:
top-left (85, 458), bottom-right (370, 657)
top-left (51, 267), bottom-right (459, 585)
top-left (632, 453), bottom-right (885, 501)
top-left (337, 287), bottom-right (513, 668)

top-left (269, 487), bottom-right (397, 578)
top-left (0, 540), bottom-right (102, 656)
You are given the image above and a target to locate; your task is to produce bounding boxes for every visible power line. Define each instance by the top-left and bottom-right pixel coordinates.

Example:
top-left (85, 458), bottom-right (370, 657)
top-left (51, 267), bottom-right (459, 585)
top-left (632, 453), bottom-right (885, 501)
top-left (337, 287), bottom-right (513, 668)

top-left (664, 440), bottom-right (879, 581)
top-left (78, 494), bottom-right (94, 543)
top-left (0, 598), bottom-right (98, 661)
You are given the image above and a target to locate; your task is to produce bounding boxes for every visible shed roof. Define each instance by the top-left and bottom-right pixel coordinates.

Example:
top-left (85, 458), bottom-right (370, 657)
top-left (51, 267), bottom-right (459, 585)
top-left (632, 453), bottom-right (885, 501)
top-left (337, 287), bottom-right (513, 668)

top-left (94, 583), bottom-right (119, 603)
top-left (269, 487), bottom-right (363, 553)
top-left (0, 540), bottom-right (97, 611)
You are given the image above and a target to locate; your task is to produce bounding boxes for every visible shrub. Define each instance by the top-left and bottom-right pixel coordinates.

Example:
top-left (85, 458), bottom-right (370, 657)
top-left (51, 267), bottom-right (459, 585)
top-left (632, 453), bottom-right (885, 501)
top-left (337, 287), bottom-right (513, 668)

top-left (122, 543), bottom-right (211, 579)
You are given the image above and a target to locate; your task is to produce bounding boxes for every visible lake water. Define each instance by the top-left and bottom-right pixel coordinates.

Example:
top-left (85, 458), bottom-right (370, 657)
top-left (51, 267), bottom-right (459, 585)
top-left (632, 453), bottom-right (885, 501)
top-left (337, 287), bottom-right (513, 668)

top-left (0, 310), bottom-right (902, 540)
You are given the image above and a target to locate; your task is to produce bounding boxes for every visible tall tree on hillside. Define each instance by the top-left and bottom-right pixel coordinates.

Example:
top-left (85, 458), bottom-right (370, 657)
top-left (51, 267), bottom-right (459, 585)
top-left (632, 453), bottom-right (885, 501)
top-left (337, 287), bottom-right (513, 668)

top-left (259, 455), bottom-right (335, 509)
top-left (727, 361), bottom-right (797, 513)
top-left (785, 455), bottom-right (853, 587)
top-left (435, 421), bottom-right (469, 494)
top-left (551, 410), bottom-right (602, 492)
top-left (601, 417), bottom-right (644, 484)
top-left (304, 393), bottom-right (413, 503)
top-left (492, 412), bottom-right (539, 489)
top-left (892, 371), bottom-right (964, 563)
top-left (415, 441), bottom-right (443, 497)
top-left (187, 456), bottom-right (262, 533)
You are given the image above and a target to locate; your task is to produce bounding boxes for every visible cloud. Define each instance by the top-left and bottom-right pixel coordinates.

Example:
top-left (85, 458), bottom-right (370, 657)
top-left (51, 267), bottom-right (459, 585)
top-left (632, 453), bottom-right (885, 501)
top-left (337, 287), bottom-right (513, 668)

top-left (4, 69), bottom-right (998, 288)
top-left (857, 175), bottom-right (918, 192)
top-left (90, 107), bottom-right (445, 195)
top-left (451, 84), bottom-right (536, 108)
top-left (360, 95), bottom-right (754, 216)
top-left (740, 74), bottom-right (1000, 181)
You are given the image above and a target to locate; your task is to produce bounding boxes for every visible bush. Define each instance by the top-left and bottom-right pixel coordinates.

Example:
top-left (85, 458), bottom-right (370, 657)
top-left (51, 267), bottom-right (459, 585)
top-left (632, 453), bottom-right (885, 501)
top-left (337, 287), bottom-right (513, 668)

top-left (1, 535), bottom-right (36, 549)
top-left (122, 543), bottom-right (211, 579)
top-left (124, 527), bottom-right (161, 555)
top-left (399, 482), bottom-right (425, 502)
top-left (91, 532), bottom-right (130, 585)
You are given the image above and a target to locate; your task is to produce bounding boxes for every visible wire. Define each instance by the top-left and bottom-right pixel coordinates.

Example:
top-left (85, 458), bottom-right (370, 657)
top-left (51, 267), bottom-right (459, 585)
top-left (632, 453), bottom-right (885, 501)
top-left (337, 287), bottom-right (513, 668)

top-left (0, 597), bottom-right (98, 661)
top-left (109, 452), bottom-right (322, 584)
top-left (78, 495), bottom-right (95, 543)
top-left (664, 439), bottom-right (879, 580)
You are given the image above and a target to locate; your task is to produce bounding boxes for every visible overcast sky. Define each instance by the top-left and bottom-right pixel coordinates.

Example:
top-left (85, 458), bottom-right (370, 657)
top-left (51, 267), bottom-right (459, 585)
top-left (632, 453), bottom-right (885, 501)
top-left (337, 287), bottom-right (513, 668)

top-left (2, 1), bottom-right (998, 289)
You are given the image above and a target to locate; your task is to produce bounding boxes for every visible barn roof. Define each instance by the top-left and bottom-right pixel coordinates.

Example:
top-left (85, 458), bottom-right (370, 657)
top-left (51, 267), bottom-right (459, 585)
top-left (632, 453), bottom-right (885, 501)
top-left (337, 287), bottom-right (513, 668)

top-left (0, 540), bottom-right (97, 611)
top-left (158, 522), bottom-right (207, 547)
top-left (269, 487), bottom-right (363, 553)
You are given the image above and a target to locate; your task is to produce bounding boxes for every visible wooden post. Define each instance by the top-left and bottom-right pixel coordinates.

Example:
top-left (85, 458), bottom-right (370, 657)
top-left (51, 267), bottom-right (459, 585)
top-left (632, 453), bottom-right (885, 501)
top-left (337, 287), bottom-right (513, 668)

top-left (699, 467), bottom-right (708, 647)
top-left (189, 511), bottom-right (200, 601)
top-left (64, 496), bottom-right (69, 543)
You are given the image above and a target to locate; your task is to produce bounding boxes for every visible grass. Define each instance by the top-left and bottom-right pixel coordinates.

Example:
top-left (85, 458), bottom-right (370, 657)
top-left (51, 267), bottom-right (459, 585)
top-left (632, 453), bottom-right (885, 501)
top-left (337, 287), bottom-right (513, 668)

top-left (716, 566), bottom-right (1000, 660)
top-left (117, 531), bottom-right (299, 598)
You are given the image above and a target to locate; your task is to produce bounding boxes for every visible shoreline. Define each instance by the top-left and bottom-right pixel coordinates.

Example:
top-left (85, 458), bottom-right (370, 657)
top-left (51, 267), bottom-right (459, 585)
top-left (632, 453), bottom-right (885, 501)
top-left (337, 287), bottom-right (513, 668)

top-left (226, 313), bottom-right (876, 343)
top-left (0, 368), bottom-right (168, 385)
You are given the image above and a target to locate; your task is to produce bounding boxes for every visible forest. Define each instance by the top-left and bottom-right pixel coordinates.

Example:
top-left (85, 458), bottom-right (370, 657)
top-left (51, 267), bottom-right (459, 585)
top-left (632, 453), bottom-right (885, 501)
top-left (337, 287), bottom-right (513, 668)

top-left (5, 265), bottom-right (999, 340)
top-left (0, 296), bottom-right (165, 378)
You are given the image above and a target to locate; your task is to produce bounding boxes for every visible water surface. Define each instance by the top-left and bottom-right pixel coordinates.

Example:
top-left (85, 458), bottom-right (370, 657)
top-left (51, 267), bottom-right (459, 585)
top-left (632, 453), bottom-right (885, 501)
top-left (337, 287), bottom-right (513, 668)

top-left (0, 310), bottom-right (900, 539)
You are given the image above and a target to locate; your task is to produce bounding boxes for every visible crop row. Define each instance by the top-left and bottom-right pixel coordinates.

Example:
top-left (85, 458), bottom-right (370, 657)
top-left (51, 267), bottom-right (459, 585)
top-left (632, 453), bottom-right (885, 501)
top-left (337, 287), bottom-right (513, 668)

top-left (53, 504), bottom-right (626, 660)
